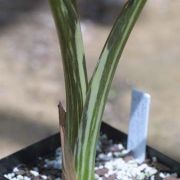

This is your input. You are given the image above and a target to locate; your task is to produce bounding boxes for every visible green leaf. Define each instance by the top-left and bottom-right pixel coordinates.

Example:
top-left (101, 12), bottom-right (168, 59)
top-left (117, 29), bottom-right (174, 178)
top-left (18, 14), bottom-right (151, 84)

top-left (49, 0), bottom-right (88, 151)
top-left (75, 1), bottom-right (147, 179)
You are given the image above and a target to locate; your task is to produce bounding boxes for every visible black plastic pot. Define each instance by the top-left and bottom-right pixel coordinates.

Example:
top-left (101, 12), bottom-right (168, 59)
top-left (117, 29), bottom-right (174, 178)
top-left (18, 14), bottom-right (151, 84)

top-left (0, 122), bottom-right (180, 177)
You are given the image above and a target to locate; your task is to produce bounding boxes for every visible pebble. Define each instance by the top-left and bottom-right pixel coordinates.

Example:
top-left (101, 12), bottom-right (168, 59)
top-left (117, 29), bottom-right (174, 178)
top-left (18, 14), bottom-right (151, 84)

top-left (95, 167), bottom-right (108, 176)
top-left (160, 172), bottom-right (171, 179)
top-left (41, 175), bottom-right (48, 179)
top-left (145, 166), bottom-right (158, 177)
top-left (163, 175), bottom-right (180, 180)
top-left (16, 175), bottom-right (23, 179)
top-left (138, 163), bottom-right (148, 171)
top-left (118, 144), bottom-right (124, 151)
top-left (24, 177), bottom-right (31, 180)
top-left (4, 173), bottom-right (15, 179)
top-left (150, 176), bottom-right (155, 180)
top-left (123, 155), bottom-right (134, 162)
top-left (120, 149), bottom-right (130, 156)
top-left (12, 167), bottom-right (19, 173)
top-left (152, 156), bottom-right (157, 162)
top-left (44, 157), bottom-right (62, 169)
top-left (30, 170), bottom-right (39, 177)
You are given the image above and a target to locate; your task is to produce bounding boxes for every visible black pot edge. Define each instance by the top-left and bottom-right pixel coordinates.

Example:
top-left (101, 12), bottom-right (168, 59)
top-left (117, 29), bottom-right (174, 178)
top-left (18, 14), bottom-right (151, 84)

top-left (0, 122), bottom-right (179, 176)
top-left (0, 134), bottom-right (60, 175)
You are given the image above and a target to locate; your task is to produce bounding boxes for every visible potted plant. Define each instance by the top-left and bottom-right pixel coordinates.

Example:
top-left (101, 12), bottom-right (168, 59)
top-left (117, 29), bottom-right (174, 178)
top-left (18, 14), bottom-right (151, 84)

top-left (49, 0), bottom-right (148, 179)
top-left (1, 0), bottom-right (180, 179)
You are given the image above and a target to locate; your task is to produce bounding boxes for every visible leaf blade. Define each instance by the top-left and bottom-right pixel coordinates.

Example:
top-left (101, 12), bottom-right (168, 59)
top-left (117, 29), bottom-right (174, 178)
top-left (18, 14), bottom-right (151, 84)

top-left (75, 1), bottom-right (147, 179)
top-left (49, 0), bottom-right (88, 150)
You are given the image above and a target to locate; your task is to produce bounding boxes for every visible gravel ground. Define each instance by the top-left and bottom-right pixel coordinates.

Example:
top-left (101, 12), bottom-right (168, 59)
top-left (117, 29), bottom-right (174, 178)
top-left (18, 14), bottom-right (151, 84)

top-left (3, 135), bottom-right (179, 180)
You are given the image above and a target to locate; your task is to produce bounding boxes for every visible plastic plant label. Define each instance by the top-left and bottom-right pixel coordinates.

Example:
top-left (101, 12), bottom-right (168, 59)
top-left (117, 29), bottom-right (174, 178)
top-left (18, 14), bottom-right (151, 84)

top-left (127, 89), bottom-right (151, 164)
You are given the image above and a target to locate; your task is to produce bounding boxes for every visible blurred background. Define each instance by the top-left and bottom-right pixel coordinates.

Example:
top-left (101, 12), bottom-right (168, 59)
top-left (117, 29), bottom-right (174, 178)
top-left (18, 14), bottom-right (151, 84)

top-left (0, 0), bottom-right (180, 161)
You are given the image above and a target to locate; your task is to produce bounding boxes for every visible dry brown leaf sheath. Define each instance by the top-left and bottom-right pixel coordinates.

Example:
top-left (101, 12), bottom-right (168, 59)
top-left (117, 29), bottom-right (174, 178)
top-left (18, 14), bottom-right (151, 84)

top-left (58, 102), bottom-right (77, 180)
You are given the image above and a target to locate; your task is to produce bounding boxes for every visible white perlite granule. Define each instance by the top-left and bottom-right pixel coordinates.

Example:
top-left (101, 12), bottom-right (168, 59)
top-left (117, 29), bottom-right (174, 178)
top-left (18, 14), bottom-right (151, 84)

top-left (95, 153), bottom-right (158, 179)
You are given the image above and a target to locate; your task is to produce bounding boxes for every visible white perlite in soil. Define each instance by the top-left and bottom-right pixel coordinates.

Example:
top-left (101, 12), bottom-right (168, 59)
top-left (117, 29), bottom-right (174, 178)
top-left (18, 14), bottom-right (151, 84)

top-left (3, 135), bottom-right (179, 180)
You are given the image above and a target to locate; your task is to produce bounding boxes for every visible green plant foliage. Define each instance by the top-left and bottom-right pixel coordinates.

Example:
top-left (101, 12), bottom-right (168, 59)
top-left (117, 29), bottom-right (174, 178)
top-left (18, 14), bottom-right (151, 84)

top-left (49, 0), bottom-right (88, 151)
top-left (74, 1), bottom-right (146, 179)
top-left (49, 0), bottom-right (146, 179)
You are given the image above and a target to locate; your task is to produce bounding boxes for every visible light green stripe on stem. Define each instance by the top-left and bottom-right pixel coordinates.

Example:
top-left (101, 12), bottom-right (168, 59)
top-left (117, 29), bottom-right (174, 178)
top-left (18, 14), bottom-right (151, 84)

top-left (49, 0), bottom-right (88, 151)
top-left (75, 0), bottom-right (146, 180)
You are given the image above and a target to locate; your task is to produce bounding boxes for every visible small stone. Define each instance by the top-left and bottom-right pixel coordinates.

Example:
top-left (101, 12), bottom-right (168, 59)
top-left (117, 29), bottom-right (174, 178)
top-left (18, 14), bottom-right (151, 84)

top-left (152, 156), bottom-right (157, 162)
top-left (118, 144), bottom-right (124, 151)
top-left (145, 167), bottom-right (158, 177)
top-left (33, 167), bottom-right (39, 171)
top-left (98, 153), bottom-right (111, 161)
top-left (150, 176), bottom-right (155, 180)
top-left (33, 177), bottom-right (41, 180)
top-left (103, 174), bottom-right (117, 180)
top-left (160, 173), bottom-right (170, 179)
top-left (160, 173), bottom-right (165, 178)
top-left (13, 167), bottom-right (19, 173)
top-left (24, 176), bottom-right (31, 180)
top-left (163, 177), bottom-right (178, 180)
top-left (30, 170), bottom-right (39, 177)
top-left (123, 155), bottom-right (134, 162)
top-left (95, 167), bottom-right (108, 176)
top-left (138, 164), bottom-right (148, 171)
top-left (137, 172), bottom-right (145, 180)
top-left (56, 147), bottom-right (62, 157)
top-left (16, 169), bottom-right (25, 175)
top-left (121, 149), bottom-right (130, 156)
top-left (41, 175), bottom-right (48, 179)
top-left (107, 152), bottom-right (112, 158)
top-left (4, 173), bottom-right (15, 179)
top-left (113, 152), bottom-right (121, 157)
top-left (95, 174), bottom-right (99, 179)
top-left (109, 144), bottom-right (123, 152)
top-left (4, 174), bottom-right (9, 179)
top-left (17, 175), bottom-right (24, 179)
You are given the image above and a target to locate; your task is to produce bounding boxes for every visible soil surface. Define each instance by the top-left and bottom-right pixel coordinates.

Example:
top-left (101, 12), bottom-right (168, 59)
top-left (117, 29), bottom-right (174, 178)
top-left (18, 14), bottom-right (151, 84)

top-left (3, 134), bottom-right (179, 180)
top-left (0, 0), bottom-right (180, 161)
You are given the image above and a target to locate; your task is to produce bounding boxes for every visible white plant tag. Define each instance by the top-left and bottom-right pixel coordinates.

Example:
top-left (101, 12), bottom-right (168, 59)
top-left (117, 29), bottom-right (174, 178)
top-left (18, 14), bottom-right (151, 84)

top-left (127, 89), bottom-right (151, 164)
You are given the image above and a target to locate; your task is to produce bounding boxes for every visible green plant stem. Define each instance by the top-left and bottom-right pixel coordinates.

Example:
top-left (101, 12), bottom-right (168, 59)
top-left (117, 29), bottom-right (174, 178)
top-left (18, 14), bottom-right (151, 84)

top-left (49, 0), bottom-right (88, 151)
top-left (75, 1), bottom-right (146, 180)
